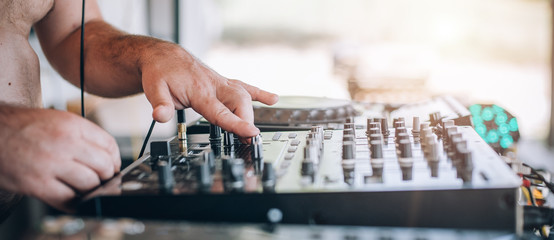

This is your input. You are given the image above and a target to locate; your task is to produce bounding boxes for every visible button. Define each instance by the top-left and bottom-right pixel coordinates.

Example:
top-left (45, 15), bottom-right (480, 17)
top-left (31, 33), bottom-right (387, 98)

top-left (290, 139), bottom-right (301, 146)
top-left (288, 146), bottom-right (298, 153)
top-left (272, 132), bottom-right (282, 141)
top-left (284, 153), bottom-right (295, 160)
top-left (324, 131), bottom-right (333, 140)
top-left (288, 133), bottom-right (297, 139)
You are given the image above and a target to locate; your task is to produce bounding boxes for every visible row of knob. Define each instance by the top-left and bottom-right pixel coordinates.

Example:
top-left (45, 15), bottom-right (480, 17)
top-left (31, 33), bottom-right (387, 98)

top-left (301, 126), bottom-right (325, 182)
top-left (338, 116), bottom-right (474, 183)
top-left (150, 124), bottom-right (278, 194)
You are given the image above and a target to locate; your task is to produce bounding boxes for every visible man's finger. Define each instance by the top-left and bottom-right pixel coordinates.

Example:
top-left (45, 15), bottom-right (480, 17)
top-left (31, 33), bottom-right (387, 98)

top-left (144, 80), bottom-right (175, 123)
top-left (229, 80), bottom-right (279, 105)
top-left (72, 143), bottom-right (116, 181)
top-left (56, 162), bottom-right (101, 193)
top-left (36, 180), bottom-right (76, 212)
top-left (194, 98), bottom-right (259, 137)
top-left (79, 121), bottom-right (121, 173)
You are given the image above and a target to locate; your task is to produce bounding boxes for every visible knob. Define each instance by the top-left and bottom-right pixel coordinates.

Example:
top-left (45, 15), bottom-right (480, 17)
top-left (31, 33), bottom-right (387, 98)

top-left (251, 136), bottom-right (264, 162)
top-left (342, 160), bottom-right (356, 185)
top-left (429, 112), bottom-right (442, 126)
top-left (209, 124), bottom-right (221, 140)
top-left (379, 117), bottom-right (390, 136)
top-left (343, 128), bottom-right (355, 137)
top-left (342, 141), bottom-right (356, 160)
top-left (301, 160), bottom-right (316, 183)
top-left (223, 131), bottom-right (234, 147)
top-left (460, 150), bottom-right (474, 183)
top-left (395, 127), bottom-right (407, 138)
top-left (396, 132), bottom-right (410, 145)
top-left (397, 140), bottom-right (413, 181)
top-left (195, 161), bottom-right (212, 193)
top-left (369, 133), bottom-right (383, 143)
top-left (202, 150), bottom-right (216, 173)
top-left (262, 162), bottom-right (276, 193)
top-left (157, 160), bottom-right (174, 194)
top-left (394, 121), bottom-right (405, 129)
top-left (227, 158), bottom-right (245, 192)
top-left (344, 123), bottom-right (355, 131)
top-left (343, 134), bottom-right (355, 142)
top-left (398, 139), bottom-right (413, 158)
top-left (426, 141), bottom-right (440, 178)
top-left (369, 127), bottom-right (381, 135)
top-left (412, 117), bottom-right (420, 142)
top-left (370, 140), bottom-right (383, 159)
top-left (369, 140), bottom-right (384, 178)
top-left (150, 140), bottom-right (172, 160)
top-left (223, 131), bottom-right (235, 157)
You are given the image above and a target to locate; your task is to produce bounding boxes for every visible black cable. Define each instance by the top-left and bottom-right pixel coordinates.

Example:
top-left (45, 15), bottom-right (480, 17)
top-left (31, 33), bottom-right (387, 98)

top-left (80, 0), bottom-right (86, 118)
top-left (138, 120), bottom-right (156, 159)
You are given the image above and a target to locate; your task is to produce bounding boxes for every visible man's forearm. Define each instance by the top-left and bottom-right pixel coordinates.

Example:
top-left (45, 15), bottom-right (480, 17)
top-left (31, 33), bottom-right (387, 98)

top-left (42, 20), bottom-right (192, 98)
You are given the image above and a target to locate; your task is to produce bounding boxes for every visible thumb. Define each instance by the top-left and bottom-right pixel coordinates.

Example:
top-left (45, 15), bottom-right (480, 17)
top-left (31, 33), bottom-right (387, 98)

top-left (145, 81), bottom-right (175, 123)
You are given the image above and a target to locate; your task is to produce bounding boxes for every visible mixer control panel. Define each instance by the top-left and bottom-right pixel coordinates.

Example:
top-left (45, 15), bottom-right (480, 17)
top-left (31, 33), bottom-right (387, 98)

top-left (80, 116), bottom-right (520, 230)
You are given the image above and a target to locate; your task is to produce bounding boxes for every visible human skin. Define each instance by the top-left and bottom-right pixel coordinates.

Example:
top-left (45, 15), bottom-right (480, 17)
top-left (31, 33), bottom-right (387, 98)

top-left (0, 0), bottom-right (278, 211)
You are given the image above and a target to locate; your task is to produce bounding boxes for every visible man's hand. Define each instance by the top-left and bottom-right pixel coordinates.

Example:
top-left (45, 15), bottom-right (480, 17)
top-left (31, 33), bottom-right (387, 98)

top-left (36, 0), bottom-right (278, 138)
top-left (0, 106), bottom-right (120, 211)
top-left (140, 45), bottom-right (278, 137)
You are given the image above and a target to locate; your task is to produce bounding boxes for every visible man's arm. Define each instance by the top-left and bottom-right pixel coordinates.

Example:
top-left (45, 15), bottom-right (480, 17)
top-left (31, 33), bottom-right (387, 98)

top-left (34, 0), bottom-right (278, 137)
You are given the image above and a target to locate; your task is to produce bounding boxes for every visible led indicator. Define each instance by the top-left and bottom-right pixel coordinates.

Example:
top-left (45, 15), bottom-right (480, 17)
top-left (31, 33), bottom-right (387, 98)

top-left (482, 107), bottom-right (494, 121)
top-left (509, 118), bottom-right (519, 132)
top-left (486, 130), bottom-right (499, 143)
top-left (472, 115), bottom-right (483, 125)
top-left (495, 112), bottom-right (508, 125)
top-left (492, 105), bottom-right (504, 114)
top-left (498, 123), bottom-right (510, 135)
top-left (475, 124), bottom-right (487, 138)
top-left (500, 135), bottom-right (514, 149)
top-left (469, 104), bottom-right (482, 116)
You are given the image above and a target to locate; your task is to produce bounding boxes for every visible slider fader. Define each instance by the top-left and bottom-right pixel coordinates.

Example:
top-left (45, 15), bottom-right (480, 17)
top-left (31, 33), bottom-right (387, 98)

top-left (79, 116), bottom-right (521, 230)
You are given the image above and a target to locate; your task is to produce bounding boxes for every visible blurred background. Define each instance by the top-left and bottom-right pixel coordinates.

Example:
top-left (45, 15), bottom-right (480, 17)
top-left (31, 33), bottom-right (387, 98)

top-left (35, 0), bottom-right (552, 148)
top-left (2, 0), bottom-right (553, 238)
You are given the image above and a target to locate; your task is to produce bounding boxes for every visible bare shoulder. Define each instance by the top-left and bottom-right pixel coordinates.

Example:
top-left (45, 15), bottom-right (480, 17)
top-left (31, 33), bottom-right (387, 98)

top-left (0, 0), bottom-right (54, 31)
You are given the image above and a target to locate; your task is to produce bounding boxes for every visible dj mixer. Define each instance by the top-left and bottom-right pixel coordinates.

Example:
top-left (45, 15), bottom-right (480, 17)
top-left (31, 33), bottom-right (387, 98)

top-left (78, 97), bottom-right (521, 231)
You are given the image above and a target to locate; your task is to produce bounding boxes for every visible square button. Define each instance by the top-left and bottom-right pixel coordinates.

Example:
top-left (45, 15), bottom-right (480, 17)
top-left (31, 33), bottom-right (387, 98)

top-left (290, 140), bottom-right (301, 146)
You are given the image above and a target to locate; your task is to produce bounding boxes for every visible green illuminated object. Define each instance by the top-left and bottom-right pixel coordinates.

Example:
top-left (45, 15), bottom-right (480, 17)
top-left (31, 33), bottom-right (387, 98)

top-left (468, 104), bottom-right (520, 152)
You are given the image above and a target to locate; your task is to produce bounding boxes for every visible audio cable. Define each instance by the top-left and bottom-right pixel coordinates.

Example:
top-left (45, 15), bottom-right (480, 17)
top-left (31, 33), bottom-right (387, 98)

top-left (80, 0), bottom-right (86, 118)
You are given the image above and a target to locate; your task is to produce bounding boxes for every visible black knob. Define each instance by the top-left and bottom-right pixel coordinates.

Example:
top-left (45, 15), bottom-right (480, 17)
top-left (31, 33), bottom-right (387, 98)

top-left (150, 140), bottom-right (172, 159)
top-left (429, 112), bottom-right (442, 126)
top-left (369, 127), bottom-right (381, 135)
top-left (395, 127), bottom-right (407, 138)
top-left (369, 133), bottom-right (383, 142)
top-left (226, 158), bottom-right (245, 192)
top-left (301, 160), bottom-right (315, 182)
top-left (394, 121), bottom-right (405, 129)
top-left (399, 139), bottom-right (412, 158)
top-left (262, 162), bottom-right (276, 193)
top-left (343, 134), bottom-right (355, 142)
top-left (343, 128), bottom-right (354, 137)
top-left (223, 131), bottom-right (234, 147)
top-left (396, 132), bottom-right (410, 144)
top-left (209, 124), bottom-right (221, 140)
top-left (251, 136), bottom-right (264, 162)
top-left (202, 150), bottom-right (216, 173)
top-left (379, 117), bottom-right (389, 136)
top-left (157, 160), bottom-right (173, 194)
top-left (342, 141), bottom-right (356, 160)
top-left (195, 161), bottom-right (212, 193)
top-left (370, 140), bottom-right (383, 159)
